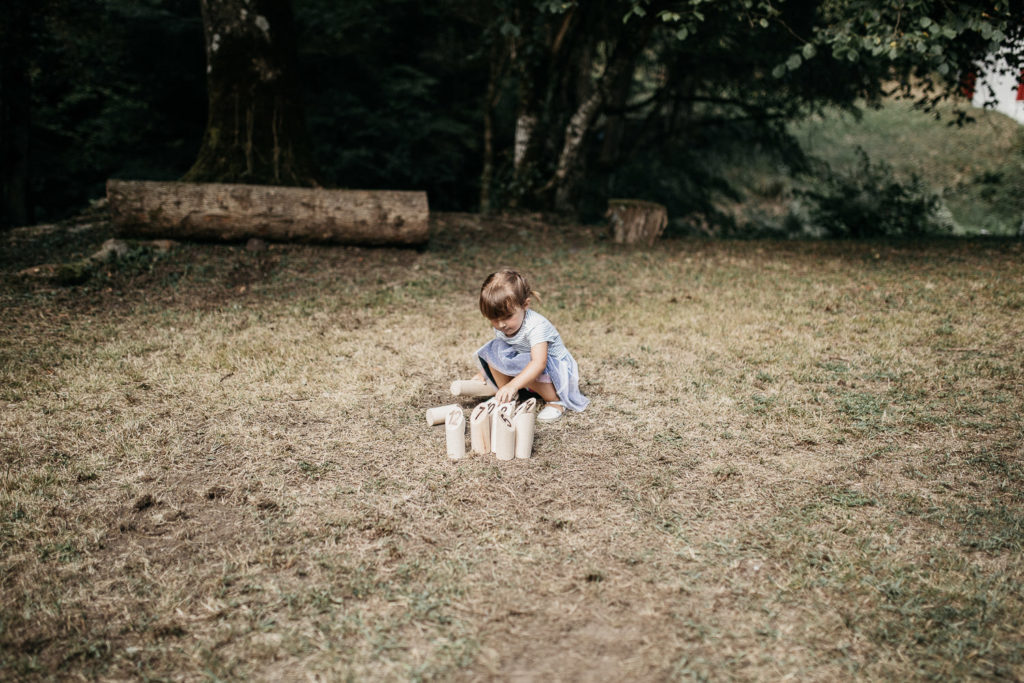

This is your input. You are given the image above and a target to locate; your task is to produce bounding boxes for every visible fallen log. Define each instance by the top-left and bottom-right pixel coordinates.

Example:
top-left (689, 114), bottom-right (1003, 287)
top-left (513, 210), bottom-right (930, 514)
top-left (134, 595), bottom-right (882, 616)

top-left (606, 199), bottom-right (668, 246)
top-left (107, 180), bottom-right (429, 246)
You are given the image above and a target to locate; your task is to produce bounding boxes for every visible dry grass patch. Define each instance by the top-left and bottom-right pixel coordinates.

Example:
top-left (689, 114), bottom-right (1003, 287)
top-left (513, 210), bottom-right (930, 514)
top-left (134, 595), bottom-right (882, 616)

top-left (2, 214), bottom-right (1023, 680)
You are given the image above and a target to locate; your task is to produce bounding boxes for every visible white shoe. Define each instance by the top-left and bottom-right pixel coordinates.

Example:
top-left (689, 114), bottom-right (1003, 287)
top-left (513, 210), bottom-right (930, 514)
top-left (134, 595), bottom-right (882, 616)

top-left (537, 402), bottom-right (565, 422)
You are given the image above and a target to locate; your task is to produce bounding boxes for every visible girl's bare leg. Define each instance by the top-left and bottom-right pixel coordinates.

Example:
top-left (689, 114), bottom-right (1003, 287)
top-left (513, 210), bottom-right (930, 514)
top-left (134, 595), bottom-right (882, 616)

top-left (488, 367), bottom-right (512, 387)
top-left (485, 366), bottom-right (563, 412)
top-left (526, 380), bottom-right (560, 405)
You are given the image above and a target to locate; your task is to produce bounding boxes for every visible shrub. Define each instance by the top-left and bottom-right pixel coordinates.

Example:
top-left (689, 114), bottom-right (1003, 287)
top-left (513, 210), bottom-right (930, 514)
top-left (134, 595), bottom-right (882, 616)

top-left (796, 150), bottom-right (950, 238)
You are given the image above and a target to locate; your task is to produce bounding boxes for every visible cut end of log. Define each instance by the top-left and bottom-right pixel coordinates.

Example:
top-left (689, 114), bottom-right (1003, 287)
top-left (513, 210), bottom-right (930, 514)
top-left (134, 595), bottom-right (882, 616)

top-left (606, 199), bottom-right (668, 247)
top-left (107, 179), bottom-right (429, 247)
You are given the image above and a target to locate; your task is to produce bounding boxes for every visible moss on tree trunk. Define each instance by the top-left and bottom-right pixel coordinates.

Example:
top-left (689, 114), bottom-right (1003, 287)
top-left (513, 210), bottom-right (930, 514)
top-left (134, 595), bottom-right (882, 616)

top-left (183, 0), bottom-right (317, 186)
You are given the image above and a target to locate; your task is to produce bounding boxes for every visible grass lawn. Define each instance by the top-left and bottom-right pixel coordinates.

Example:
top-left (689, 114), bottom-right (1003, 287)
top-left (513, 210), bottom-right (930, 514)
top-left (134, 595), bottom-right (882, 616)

top-left (2, 214), bottom-right (1023, 680)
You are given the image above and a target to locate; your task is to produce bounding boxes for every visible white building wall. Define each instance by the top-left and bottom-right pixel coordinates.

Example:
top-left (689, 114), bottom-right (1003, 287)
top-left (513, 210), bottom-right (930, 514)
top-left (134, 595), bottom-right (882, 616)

top-left (971, 55), bottom-right (1024, 124)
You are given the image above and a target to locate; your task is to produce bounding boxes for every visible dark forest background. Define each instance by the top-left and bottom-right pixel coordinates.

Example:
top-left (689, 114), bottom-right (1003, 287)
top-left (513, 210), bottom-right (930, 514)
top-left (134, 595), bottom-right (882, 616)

top-left (7, 0), bottom-right (490, 223)
top-left (3, 0), bottom-right (1022, 235)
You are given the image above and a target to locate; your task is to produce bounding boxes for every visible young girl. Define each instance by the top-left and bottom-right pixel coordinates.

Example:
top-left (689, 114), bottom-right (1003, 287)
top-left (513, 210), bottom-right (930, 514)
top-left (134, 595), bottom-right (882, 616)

top-left (470, 270), bottom-right (588, 422)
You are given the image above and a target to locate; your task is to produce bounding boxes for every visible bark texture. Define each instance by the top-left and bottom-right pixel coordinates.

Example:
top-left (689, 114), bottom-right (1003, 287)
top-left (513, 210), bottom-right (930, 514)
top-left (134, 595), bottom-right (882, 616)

top-left (606, 199), bottom-right (668, 246)
top-left (107, 180), bottom-right (428, 246)
top-left (480, 44), bottom-right (506, 213)
top-left (183, 0), bottom-right (317, 186)
top-left (504, 4), bottom-right (655, 215)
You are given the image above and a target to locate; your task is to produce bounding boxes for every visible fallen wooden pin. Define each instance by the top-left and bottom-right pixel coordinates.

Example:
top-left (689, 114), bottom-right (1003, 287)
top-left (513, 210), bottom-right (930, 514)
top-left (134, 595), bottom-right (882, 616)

top-left (426, 404), bottom-right (460, 426)
top-left (450, 379), bottom-right (496, 397)
top-left (107, 179), bottom-right (429, 247)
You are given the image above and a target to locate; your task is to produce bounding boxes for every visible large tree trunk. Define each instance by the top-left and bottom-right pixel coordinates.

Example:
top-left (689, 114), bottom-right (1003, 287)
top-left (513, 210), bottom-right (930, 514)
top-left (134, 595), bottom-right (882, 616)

top-left (183, 0), bottom-right (317, 186)
top-left (0, 2), bottom-right (33, 228)
top-left (107, 180), bottom-right (428, 246)
top-left (480, 45), bottom-right (505, 213)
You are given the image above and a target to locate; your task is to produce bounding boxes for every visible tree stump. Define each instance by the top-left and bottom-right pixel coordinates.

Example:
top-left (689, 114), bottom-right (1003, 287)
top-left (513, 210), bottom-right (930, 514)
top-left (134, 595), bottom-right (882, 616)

top-left (606, 199), bottom-right (668, 246)
top-left (107, 180), bottom-right (429, 246)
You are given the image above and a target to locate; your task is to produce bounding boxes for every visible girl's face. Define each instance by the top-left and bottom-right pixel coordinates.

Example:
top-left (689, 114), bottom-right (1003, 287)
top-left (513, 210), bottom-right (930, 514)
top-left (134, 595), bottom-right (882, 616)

top-left (489, 304), bottom-right (527, 336)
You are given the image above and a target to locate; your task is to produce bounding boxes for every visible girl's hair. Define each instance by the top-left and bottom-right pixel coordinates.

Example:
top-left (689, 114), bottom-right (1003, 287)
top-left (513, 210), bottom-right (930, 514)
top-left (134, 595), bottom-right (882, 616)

top-left (479, 270), bottom-right (538, 319)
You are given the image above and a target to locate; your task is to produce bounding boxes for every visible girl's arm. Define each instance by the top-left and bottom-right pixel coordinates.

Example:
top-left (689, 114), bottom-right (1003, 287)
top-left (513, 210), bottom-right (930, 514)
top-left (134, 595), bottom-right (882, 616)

top-left (494, 341), bottom-right (548, 404)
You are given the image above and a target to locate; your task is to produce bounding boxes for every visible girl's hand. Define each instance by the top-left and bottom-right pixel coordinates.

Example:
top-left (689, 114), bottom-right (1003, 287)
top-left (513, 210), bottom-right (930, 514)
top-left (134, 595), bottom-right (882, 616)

top-left (494, 383), bottom-right (518, 405)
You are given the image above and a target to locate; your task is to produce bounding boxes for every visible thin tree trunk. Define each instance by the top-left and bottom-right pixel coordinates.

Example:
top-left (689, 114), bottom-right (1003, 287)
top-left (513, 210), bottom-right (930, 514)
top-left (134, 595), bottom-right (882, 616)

top-left (501, 4), bottom-right (653, 215)
top-left (511, 51), bottom-right (545, 202)
top-left (481, 105), bottom-right (495, 213)
top-left (183, 0), bottom-right (317, 186)
top-left (598, 48), bottom-right (640, 170)
top-left (480, 46), bottom-right (505, 213)
top-left (512, 113), bottom-right (538, 172)
top-left (549, 22), bottom-right (652, 213)
top-left (507, 6), bottom-right (580, 209)
top-left (552, 89), bottom-right (602, 211)
top-left (508, 95), bottom-right (541, 209)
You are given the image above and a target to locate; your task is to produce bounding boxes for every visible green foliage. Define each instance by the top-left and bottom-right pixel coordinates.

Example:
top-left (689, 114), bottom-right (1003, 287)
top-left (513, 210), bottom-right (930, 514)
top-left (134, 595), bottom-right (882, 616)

top-left (295, 0), bottom-right (487, 210)
top-left (792, 100), bottom-right (1024, 235)
top-left (603, 108), bottom-right (812, 236)
top-left (605, 129), bottom-right (746, 235)
top-left (29, 0), bottom-right (205, 221)
top-left (16, 0), bottom-right (1024, 225)
top-left (576, 0), bottom-right (901, 225)
top-left (809, 0), bottom-right (1022, 108)
top-left (796, 150), bottom-right (950, 238)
